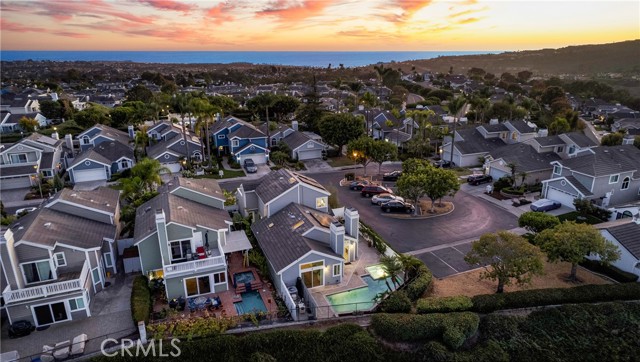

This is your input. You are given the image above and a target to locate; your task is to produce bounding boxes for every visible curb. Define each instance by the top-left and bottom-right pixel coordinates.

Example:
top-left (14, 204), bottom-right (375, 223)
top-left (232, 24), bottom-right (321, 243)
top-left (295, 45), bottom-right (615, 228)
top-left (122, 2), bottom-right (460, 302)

top-left (380, 202), bottom-right (455, 220)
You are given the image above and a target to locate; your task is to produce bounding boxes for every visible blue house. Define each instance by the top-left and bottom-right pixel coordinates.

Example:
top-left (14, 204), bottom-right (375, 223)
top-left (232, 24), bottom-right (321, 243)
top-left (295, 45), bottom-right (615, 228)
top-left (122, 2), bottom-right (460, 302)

top-left (211, 116), bottom-right (269, 164)
top-left (67, 141), bottom-right (135, 183)
top-left (76, 124), bottom-right (132, 152)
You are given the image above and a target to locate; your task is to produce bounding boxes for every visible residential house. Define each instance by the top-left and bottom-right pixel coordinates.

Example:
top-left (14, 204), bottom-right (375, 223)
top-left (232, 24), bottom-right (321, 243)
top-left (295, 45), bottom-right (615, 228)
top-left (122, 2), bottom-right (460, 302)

top-left (485, 143), bottom-right (561, 185)
top-left (593, 218), bottom-right (640, 279)
top-left (67, 141), bottom-right (135, 183)
top-left (542, 145), bottom-right (640, 209)
top-left (260, 121), bottom-right (326, 161)
top-left (441, 125), bottom-right (507, 167)
top-left (0, 133), bottom-right (64, 189)
top-left (0, 112), bottom-right (49, 133)
top-left (134, 177), bottom-right (252, 300)
top-left (236, 168), bottom-right (330, 219)
top-left (503, 120), bottom-right (537, 144)
top-left (0, 187), bottom-right (120, 327)
top-left (211, 116), bottom-right (269, 164)
top-left (76, 124), bottom-right (131, 152)
top-left (523, 131), bottom-right (598, 159)
top-left (612, 118), bottom-right (640, 133)
top-left (146, 122), bottom-right (203, 173)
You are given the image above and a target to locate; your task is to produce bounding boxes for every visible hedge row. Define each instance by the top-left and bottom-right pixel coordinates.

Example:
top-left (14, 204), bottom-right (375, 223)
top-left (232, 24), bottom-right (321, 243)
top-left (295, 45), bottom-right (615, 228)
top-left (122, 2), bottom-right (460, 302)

top-left (359, 221), bottom-right (388, 255)
top-left (371, 312), bottom-right (480, 350)
top-left (417, 296), bottom-right (473, 314)
top-left (579, 259), bottom-right (639, 283)
top-left (378, 290), bottom-right (412, 313)
top-left (471, 282), bottom-right (640, 313)
top-left (131, 275), bottom-right (152, 326)
top-left (405, 264), bottom-right (433, 301)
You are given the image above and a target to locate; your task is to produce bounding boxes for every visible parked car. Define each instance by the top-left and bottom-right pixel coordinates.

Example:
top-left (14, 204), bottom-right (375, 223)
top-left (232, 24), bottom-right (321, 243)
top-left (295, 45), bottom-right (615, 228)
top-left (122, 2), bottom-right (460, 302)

top-left (382, 170), bottom-right (402, 181)
top-left (467, 174), bottom-right (493, 186)
top-left (433, 160), bottom-right (453, 168)
top-left (15, 207), bottom-right (37, 216)
top-left (243, 159), bottom-right (257, 173)
top-left (530, 199), bottom-right (562, 212)
top-left (8, 320), bottom-right (35, 338)
top-left (381, 200), bottom-right (415, 213)
top-left (349, 180), bottom-right (371, 191)
top-left (361, 185), bottom-right (393, 198)
top-left (371, 193), bottom-right (404, 205)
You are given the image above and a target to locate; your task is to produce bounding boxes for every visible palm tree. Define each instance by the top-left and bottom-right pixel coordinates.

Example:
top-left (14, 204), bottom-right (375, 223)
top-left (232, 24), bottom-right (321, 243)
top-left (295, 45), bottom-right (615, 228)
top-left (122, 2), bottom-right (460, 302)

top-left (133, 127), bottom-right (149, 161)
top-left (447, 96), bottom-right (467, 165)
top-left (362, 91), bottom-right (377, 137)
top-left (349, 82), bottom-right (364, 110)
top-left (131, 158), bottom-right (171, 193)
top-left (396, 254), bottom-right (423, 282)
top-left (379, 255), bottom-right (403, 291)
top-left (172, 93), bottom-right (192, 168)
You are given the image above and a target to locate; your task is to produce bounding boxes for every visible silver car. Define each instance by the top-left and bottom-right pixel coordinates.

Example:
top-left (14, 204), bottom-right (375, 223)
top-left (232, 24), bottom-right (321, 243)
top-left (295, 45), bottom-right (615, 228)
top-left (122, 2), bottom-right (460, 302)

top-left (530, 199), bottom-right (561, 212)
top-left (371, 193), bottom-right (404, 205)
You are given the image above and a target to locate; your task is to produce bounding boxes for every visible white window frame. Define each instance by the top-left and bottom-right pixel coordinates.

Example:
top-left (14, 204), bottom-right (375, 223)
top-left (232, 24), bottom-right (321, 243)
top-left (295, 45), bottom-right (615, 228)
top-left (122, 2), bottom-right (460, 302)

top-left (20, 259), bottom-right (55, 285)
top-left (10, 153), bottom-right (28, 164)
top-left (333, 264), bottom-right (341, 277)
top-left (306, 142), bottom-right (314, 148)
top-left (170, 240), bottom-right (191, 262)
top-left (213, 271), bottom-right (227, 285)
top-left (271, 138), bottom-right (278, 146)
top-left (120, 159), bottom-right (129, 169)
top-left (217, 134), bottom-right (225, 139)
top-left (91, 267), bottom-right (102, 287)
top-left (231, 139), bottom-right (239, 147)
top-left (299, 261), bottom-right (325, 288)
top-left (81, 136), bottom-right (91, 145)
top-left (104, 252), bottom-right (113, 268)
top-left (556, 146), bottom-right (564, 153)
top-left (316, 197), bottom-right (327, 209)
top-left (609, 174), bottom-right (620, 184)
top-left (568, 145), bottom-right (576, 154)
top-left (621, 176), bottom-right (630, 190)
top-left (68, 297), bottom-right (86, 311)
top-left (553, 165), bottom-right (561, 175)
top-left (54, 252), bottom-right (67, 268)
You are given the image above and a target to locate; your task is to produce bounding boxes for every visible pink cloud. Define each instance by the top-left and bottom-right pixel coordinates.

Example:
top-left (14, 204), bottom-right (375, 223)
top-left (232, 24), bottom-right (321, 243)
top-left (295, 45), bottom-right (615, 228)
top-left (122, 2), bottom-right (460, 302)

top-left (138, 0), bottom-right (196, 13)
top-left (396, 0), bottom-right (432, 15)
top-left (29, 0), bottom-right (155, 24)
top-left (257, 0), bottom-right (333, 21)
top-left (0, 19), bottom-right (89, 38)
top-left (206, 2), bottom-right (235, 25)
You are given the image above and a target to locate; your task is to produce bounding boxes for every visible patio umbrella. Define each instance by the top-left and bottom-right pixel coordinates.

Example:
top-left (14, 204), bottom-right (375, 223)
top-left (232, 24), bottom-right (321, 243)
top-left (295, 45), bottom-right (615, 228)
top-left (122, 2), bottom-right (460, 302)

top-left (204, 233), bottom-right (209, 249)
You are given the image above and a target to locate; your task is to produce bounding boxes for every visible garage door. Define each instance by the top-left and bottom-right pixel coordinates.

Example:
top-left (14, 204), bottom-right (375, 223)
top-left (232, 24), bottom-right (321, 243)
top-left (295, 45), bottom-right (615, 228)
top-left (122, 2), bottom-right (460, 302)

top-left (164, 163), bottom-right (182, 173)
top-left (546, 187), bottom-right (577, 209)
top-left (73, 168), bottom-right (107, 183)
top-left (1, 176), bottom-right (32, 190)
top-left (241, 153), bottom-right (267, 165)
top-left (296, 149), bottom-right (322, 161)
top-left (488, 167), bottom-right (509, 181)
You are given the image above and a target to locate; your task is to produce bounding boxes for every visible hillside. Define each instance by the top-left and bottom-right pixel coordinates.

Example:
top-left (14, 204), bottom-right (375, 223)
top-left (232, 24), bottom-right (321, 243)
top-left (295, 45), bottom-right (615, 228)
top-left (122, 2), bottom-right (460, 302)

top-left (395, 40), bottom-right (640, 77)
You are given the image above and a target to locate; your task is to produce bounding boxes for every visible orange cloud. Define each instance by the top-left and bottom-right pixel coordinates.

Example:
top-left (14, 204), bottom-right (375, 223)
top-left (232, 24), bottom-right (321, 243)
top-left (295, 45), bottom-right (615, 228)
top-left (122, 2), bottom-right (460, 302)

top-left (396, 0), bottom-right (432, 15)
top-left (138, 0), bottom-right (196, 12)
top-left (206, 2), bottom-right (235, 25)
top-left (29, 0), bottom-right (155, 24)
top-left (257, 0), bottom-right (333, 21)
top-left (457, 17), bottom-right (480, 25)
top-left (0, 19), bottom-right (89, 38)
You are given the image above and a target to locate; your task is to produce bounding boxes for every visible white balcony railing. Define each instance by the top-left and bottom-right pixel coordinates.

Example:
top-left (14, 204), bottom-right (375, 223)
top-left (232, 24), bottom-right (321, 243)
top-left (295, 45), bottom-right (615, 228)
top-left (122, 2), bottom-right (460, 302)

top-left (163, 256), bottom-right (225, 276)
top-left (3, 260), bottom-right (90, 304)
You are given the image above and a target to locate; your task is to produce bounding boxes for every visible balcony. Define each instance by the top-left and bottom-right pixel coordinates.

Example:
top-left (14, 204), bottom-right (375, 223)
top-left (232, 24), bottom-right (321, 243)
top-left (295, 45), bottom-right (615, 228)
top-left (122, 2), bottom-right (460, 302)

top-left (163, 255), bottom-right (226, 277)
top-left (2, 261), bottom-right (90, 304)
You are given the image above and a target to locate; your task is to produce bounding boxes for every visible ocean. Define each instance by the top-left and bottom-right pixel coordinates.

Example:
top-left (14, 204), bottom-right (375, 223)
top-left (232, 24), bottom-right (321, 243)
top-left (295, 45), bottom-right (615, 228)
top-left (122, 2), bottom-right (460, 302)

top-left (0, 51), bottom-right (498, 67)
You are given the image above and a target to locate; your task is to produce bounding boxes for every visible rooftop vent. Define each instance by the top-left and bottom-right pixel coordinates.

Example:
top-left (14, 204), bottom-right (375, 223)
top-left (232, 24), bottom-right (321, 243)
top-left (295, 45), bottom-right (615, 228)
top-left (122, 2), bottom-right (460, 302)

top-left (268, 223), bottom-right (274, 228)
top-left (71, 193), bottom-right (77, 197)
top-left (177, 206), bottom-right (184, 210)
top-left (144, 207), bottom-right (152, 213)
top-left (17, 226), bottom-right (24, 230)
top-left (44, 222), bottom-right (52, 228)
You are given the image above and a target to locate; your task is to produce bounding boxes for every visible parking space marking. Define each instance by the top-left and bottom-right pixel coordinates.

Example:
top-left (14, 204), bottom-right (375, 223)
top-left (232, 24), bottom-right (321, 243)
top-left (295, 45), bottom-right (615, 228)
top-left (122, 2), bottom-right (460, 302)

top-left (451, 246), bottom-right (466, 255)
top-left (429, 251), bottom-right (459, 273)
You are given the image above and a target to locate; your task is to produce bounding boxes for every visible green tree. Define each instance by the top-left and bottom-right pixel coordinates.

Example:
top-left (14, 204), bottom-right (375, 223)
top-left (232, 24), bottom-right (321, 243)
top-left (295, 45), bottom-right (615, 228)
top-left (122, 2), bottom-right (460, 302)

top-left (447, 96), bottom-right (466, 165)
top-left (125, 84), bottom-right (154, 103)
top-left (39, 99), bottom-right (63, 120)
top-left (548, 117), bottom-right (571, 135)
top-left (465, 231), bottom-right (545, 293)
top-left (52, 173), bottom-right (64, 192)
top-left (423, 167), bottom-right (460, 213)
top-left (541, 86), bottom-right (566, 105)
top-left (271, 95), bottom-right (300, 122)
top-left (270, 151), bottom-right (289, 166)
top-left (171, 93), bottom-right (193, 167)
top-left (634, 135), bottom-right (640, 149)
top-left (109, 107), bottom-right (134, 128)
top-left (397, 172), bottom-right (428, 216)
top-left (600, 133), bottom-right (624, 146)
top-left (319, 113), bottom-right (364, 154)
top-left (535, 221), bottom-right (620, 281)
top-left (401, 158), bottom-right (431, 174)
top-left (18, 116), bottom-right (38, 132)
top-left (405, 110), bottom-right (436, 158)
top-left (370, 139), bottom-right (398, 175)
top-left (74, 104), bottom-right (111, 128)
top-left (129, 158), bottom-right (171, 193)
top-left (347, 136), bottom-right (375, 176)
top-left (518, 212), bottom-right (560, 234)
top-left (379, 255), bottom-right (402, 290)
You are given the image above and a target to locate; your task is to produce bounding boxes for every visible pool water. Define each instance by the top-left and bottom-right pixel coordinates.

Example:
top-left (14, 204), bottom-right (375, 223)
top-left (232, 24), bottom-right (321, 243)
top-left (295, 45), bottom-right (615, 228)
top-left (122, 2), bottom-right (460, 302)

top-left (234, 291), bottom-right (267, 315)
top-left (326, 275), bottom-right (401, 314)
top-left (234, 271), bottom-right (255, 286)
top-left (365, 264), bottom-right (388, 280)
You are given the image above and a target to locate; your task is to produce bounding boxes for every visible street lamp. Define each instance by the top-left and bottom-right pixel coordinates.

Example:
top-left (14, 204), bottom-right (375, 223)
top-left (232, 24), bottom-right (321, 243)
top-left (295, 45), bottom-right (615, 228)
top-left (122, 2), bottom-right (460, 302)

top-left (32, 165), bottom-right (43, 199)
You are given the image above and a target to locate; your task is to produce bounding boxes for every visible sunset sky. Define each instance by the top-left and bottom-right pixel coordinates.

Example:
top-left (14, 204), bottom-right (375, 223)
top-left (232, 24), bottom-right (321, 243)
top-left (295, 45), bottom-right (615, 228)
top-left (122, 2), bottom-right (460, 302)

top-left (1, 0), bottom-right (638, 51)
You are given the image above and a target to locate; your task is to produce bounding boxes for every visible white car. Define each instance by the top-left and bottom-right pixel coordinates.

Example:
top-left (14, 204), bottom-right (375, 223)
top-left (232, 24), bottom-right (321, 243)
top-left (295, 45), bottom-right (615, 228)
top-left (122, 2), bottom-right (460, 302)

top-left (15, 207), bottom-right (37, 216)
top-left (371, 193), bottom-right (404, 205)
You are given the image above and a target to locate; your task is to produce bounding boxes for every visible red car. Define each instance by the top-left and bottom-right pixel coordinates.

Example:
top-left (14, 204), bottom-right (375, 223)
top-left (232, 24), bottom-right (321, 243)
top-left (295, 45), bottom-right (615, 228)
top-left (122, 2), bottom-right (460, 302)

top-left (361, 185), bottom-right (393, 198)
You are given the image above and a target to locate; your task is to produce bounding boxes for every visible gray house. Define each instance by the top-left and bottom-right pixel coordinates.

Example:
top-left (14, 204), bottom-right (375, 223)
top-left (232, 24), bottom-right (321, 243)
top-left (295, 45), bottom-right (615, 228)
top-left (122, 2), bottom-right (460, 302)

top-left (0, 188), bottom-right (119, 327)
top-left (594, 219), bottom-right (640, 279)
top-left (67, 141), bottom-right (135, 183)
top-left (134, 177), bottom-right (251, 299)
top-left (0, 133), bottom-right (64, 189)
top-left (542, 145), bottom-right (640, 209)
top-left (485, 143), bottom-right (561, 185)
top-left (261, 122), bottom-right (326, 161)
top-left (236, 168), bottom-right (330, 219)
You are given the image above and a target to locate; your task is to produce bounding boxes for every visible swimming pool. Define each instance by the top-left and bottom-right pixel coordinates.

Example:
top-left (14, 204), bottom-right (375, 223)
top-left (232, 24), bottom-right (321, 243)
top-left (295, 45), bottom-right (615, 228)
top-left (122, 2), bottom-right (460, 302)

top-left (234, 271), bottom-right (255, 286)
top-left (326, 275), bottom-right (401, 314)
top-left (233, 291), bottom-right (267, 315)
top-left (365, 264), bottom-right (388, 280)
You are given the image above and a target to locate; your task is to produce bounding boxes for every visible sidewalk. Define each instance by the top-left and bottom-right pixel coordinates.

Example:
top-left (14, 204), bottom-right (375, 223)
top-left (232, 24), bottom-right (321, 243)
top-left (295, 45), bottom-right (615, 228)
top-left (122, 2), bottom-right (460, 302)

top-left (461, 183), bottom-right (535, 218)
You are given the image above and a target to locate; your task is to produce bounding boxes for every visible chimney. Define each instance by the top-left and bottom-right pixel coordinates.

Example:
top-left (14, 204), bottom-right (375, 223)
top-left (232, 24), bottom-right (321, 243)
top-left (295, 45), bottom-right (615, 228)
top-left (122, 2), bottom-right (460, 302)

top-left (128, 125), bottom-right (135, 139)
top-left (329, 221), bottom-right (345, 257)
top-left (291, 120), bottom-right (298, 131)
top-left (155, 209), bottom-right (169, 245)
top-left (51, 93), bottom-right (59, 102)
top-left (489, 118), bottom-right (499, 125)
top-left (51, 132), bottom-right (59, 140)
top-left (65, 133), bottom-right (74, 154)
top-left (344, 207), bottom-right (359, 240)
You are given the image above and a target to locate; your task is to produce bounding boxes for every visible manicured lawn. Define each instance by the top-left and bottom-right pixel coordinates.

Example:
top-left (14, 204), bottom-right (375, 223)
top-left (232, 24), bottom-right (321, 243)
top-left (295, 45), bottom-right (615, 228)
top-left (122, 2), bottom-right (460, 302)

top-left (327, 156), bottom-right (356, 168)
top-left (557, 211), bottom-right (603, 224)
top-left (194, 168), bottom-right (246, 180)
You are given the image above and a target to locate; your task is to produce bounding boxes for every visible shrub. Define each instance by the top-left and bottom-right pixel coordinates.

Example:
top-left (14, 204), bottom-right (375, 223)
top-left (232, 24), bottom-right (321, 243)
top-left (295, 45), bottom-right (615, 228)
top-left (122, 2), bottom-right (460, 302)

top-left (579, 259), bottom-right (639, 283)
top-left (371, 312), bottom-right (480, 350)
top-left (471, 282), bottom-right (640, 313)
top-left (501, 186), bottom-right (525, 195)
top-left (131, 275), bottom-right (152, 325)
top-left (518, 211), bottom-right (560, 234)
top-left (359, 221), bottom-right (388, 254)
top-left (378, 290), bottom-right (412, 313)
top-left (405, 264), bottom-right (433, 301)
top-left (492, 176), bottom-right (513, 192)
top-left (417, 296), bottom-right (473, 314)
top-left (344, 172), bottom-right (355, 181)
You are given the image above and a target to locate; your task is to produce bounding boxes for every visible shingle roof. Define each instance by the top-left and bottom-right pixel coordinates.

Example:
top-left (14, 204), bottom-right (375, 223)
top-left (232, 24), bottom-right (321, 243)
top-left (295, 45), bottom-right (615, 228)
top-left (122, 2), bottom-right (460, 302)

top-left (490, 144), bottom-right (561, 172)
top-left (453, 128), bottom-right (506, 155)
top-left (50, 187), bottom-right (120, 214)
top-left (0, 165), bottom-right (37, 177)
top-left (508, 120), bottom-right (537, 134)
top-left (282, 131), bottom-right (313, 151)
top-left (480, 123), bottom-right (509, 133)
top-left (558, 145), bottom-right (640, 176)
top-left (40, 152), bottom-right (55, 169)
top-left (562, 131), bottom-right (597, 148)
top-left (167, 176), bottom-right (225, 201)
top-left (533, 135), bottom-right (565, 147)
top-left (88, 124), bottom-right (131, 146)
top-left (68, 148), bottom-right (112, 168)
top-left (134, 189), bottom-right (231, 243)
top-left (251, 203), bottom-right (340, 273)
top-left (254, 169), bottom-right (327, 204)
top-left (606, 221), bottom-right (640, 259)
top-left (228, 124), bottom-right (266, 139)
top-left (564, 175), bottom-right (594, 197)
top-left (93, 141), bottom-right (134, 163)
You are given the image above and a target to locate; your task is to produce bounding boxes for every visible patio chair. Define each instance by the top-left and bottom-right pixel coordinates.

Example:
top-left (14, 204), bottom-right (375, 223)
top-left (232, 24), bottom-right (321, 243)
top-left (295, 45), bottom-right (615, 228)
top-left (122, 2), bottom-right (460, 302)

top-left (70, 334), bottom-right (88, 356)
top-left (40, 345), bottom-right (55, 362)
top-left (214, 296), bottom-right (222, 309)
top-left (188, 298), bottom-right (197, 312)
top-left (52, 340), bottom-right (70, 360)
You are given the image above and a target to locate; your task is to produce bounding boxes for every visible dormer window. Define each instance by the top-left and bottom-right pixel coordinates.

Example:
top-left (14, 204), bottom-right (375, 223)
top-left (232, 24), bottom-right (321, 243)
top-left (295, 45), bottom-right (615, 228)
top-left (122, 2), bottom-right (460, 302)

top-left (81, 136), bottom-right (91, 145)
top-left (556, 146), bottom-right (564, 153)
top-left (231, 139), bottom-right (239, 147)
top-left (621, 177), bottom-right (630, 190)
top-left (568, 145), bottom-right (576, 154)
top-left (511, 132), bottom-right (518, 140)
top-left (553, 165), bottom-right (562, 175)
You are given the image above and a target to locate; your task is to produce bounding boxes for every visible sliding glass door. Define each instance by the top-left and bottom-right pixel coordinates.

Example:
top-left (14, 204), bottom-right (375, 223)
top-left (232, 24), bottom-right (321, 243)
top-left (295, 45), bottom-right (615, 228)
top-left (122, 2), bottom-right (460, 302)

top-left (300, 261), bottom-right (324, 288)
top-left (33, 302), bottom-right (68, 326)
